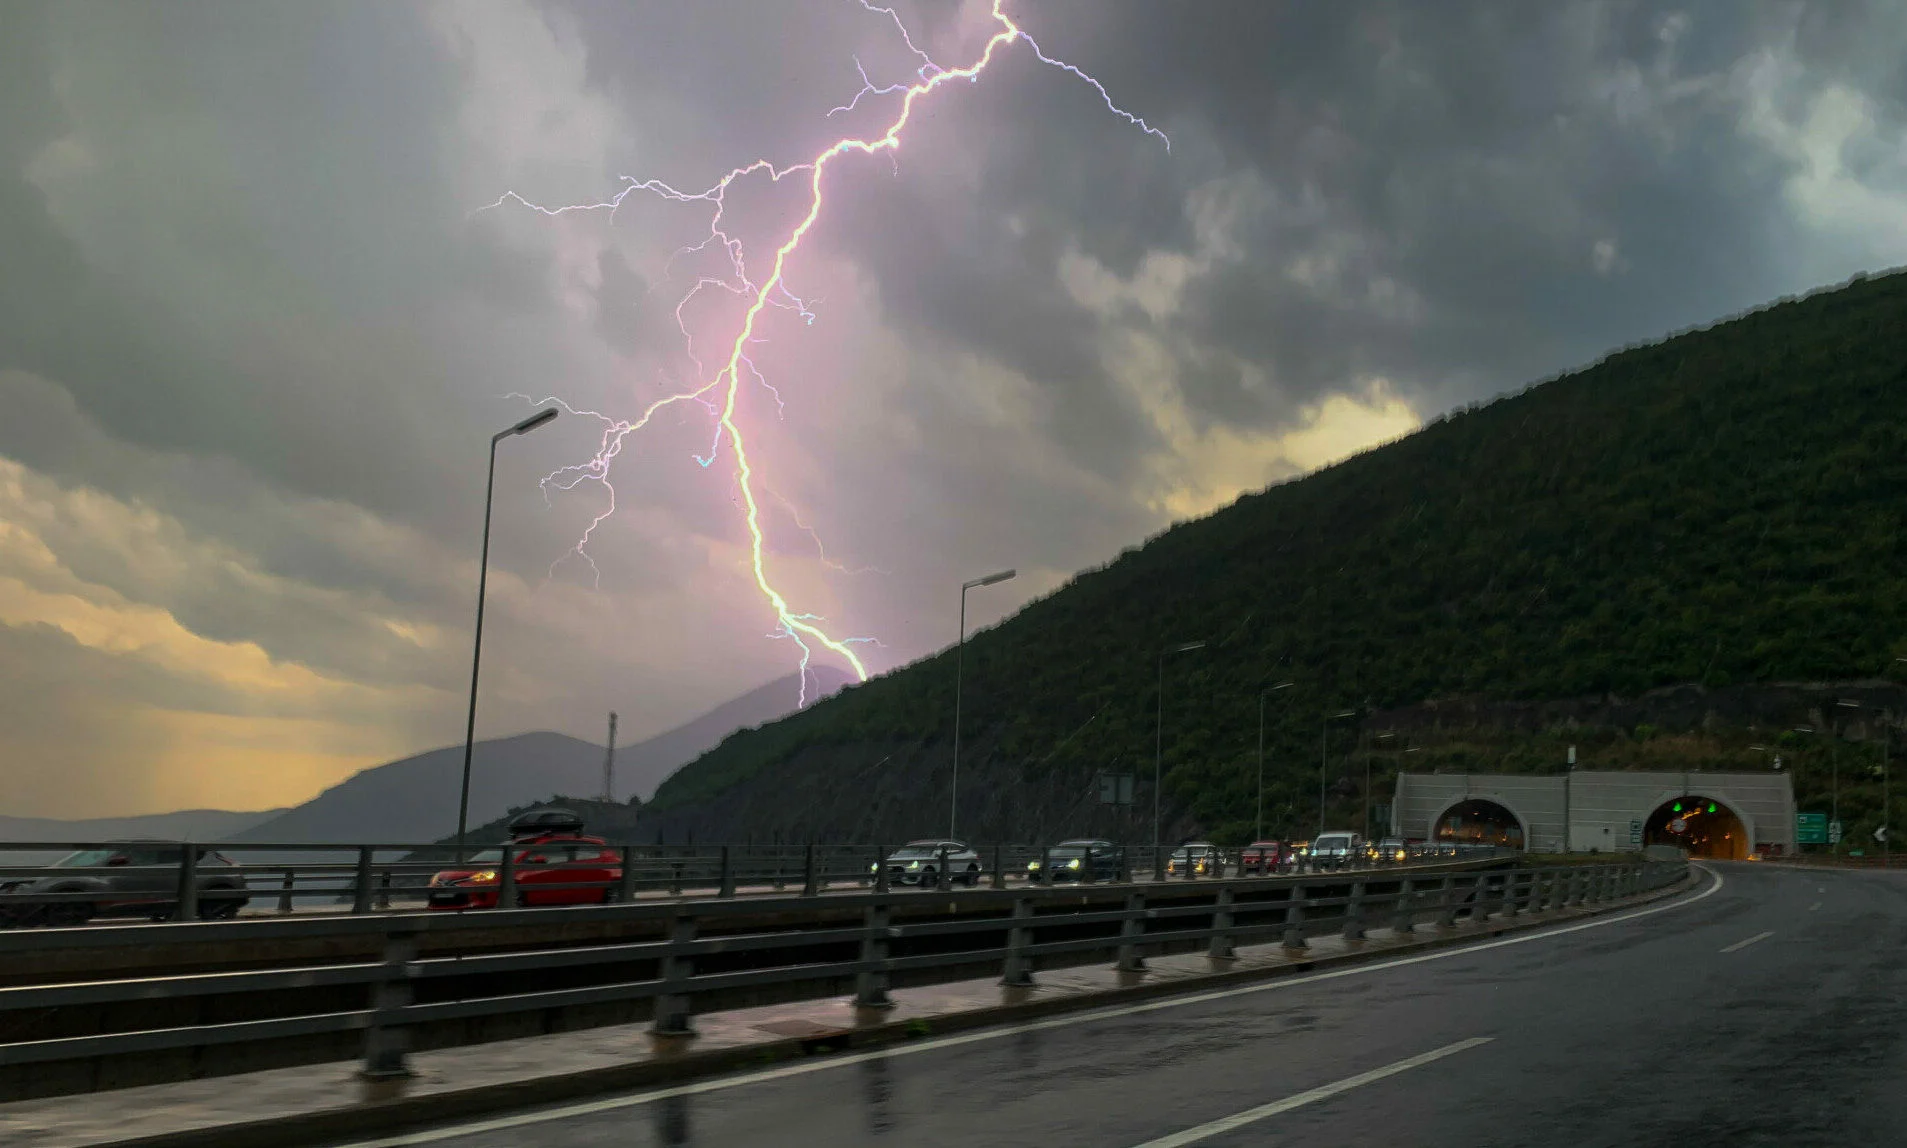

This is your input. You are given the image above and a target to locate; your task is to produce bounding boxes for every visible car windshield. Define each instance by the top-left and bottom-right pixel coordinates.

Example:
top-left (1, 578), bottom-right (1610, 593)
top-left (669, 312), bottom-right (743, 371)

top-left (458, 850), bottom-right (504, 865)
top-left (1046, 845), bottom-right (1087, 857)
top-left (53, 849), bottom-right (121, 868)
top-left (53, 847), bottom-right (178, 867)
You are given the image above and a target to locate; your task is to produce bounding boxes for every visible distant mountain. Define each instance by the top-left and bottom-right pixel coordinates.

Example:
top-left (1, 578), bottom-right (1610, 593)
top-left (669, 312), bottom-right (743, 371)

top-left (224, 667), bottom-right (851, 844)
top-left (0, 808), bottom-right (284, 845)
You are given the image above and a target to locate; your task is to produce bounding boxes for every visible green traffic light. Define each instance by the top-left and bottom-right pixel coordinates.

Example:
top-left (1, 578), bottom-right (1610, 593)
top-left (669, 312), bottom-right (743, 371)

top-left (1673, 802), bottom-right (1683, 813)
top-left (1707, 803), bottom-right (1717, 814)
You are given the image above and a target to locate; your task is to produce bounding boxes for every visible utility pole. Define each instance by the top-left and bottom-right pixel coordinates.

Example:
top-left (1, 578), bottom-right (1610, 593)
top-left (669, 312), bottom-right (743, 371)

top-left (602, 712), bottom-right (618, 803)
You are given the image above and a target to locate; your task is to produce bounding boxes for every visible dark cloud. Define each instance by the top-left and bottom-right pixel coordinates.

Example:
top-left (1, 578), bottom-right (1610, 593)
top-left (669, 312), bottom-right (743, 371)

top-left (1, 0), bottom-right (1904, 814)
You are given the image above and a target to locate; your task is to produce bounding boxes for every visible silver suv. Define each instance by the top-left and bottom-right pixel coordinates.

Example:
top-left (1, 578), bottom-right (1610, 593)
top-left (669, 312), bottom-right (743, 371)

top-left (873, 840), bottom-right (982, 887)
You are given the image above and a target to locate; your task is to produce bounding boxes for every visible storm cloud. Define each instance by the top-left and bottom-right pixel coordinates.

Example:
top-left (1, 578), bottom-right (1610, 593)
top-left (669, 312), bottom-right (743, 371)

top-left (1, 0), bottom-right (1902, 817)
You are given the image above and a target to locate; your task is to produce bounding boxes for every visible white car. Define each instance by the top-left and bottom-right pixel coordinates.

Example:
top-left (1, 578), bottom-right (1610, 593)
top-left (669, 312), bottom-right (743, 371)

top-left (872, 840), bottom-right (982, 887)
top-left (1308, 831), bottom-right (1365, 868)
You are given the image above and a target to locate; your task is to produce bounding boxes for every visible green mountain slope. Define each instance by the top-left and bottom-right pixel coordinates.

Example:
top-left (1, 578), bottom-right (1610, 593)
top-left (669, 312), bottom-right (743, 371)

top-left (649, 269), bottom-right (1907, 842)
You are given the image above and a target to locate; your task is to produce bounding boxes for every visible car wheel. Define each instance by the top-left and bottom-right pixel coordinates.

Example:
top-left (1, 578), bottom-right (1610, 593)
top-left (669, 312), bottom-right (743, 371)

top-left (47, 902), bottom-right (94, 928)
top-left (962, 866), bottom-right (979, 887)
top-left (201, 896), bottom-right (244, 920)
top-left (921, 867), bottom-right (938, 888)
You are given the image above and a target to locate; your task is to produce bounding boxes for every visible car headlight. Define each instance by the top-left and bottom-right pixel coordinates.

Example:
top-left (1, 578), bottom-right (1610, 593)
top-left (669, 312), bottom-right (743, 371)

top-left (906, 860), bottom-right (920, 869)
top-left (1066, 858), bottom-right (1081, 869)
top-left (870, 863), bottom-right (880, 873)
top-left (465, 870), bottom-right (497, 884)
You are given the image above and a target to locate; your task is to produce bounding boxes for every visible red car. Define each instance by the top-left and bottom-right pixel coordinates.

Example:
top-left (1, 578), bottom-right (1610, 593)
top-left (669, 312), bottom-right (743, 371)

top-left (428, 809), bottom-right (621, 910)
top-left (1239, 840), bottom-right (1289, 875)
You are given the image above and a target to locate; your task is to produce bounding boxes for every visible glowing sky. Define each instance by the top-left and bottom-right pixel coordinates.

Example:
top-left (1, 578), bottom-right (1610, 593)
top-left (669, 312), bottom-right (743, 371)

top-left (1, 0), bottom-right (1904, 817)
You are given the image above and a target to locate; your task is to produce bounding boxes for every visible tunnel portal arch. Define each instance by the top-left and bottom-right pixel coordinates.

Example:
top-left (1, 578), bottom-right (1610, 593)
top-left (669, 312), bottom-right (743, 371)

top-left (1643, 794), bottom-right (1751, 860)
top-left (1430, 797), bottom-right (1527, 850)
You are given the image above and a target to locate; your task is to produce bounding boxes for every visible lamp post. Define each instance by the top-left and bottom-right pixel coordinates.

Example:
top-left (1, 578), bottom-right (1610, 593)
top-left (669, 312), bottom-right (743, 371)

top-left (950, 569), bottom-right (1015, 839)
top-left (1834, 700), bottom-right (1863, 856)
top-left (1365, 730), bottom-right (1397, 841)
top-left (456, 407), bottom-right (558, 853)
top-left (1255, 682), bottom-right (1294, 840)
top-left (1320, 710), bottom-right (1356, 835)
top-left (1153, 640), bottom-right (1207, 861)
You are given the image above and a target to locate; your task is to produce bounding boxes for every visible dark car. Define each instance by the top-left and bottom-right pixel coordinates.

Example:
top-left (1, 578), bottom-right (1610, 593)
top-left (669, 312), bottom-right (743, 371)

top-left (428, 808), bottom-right (621, 910)
top-left (0, 843), bottom-right (249, 926)
top-left (1239, 840), bottom-right (1289, 875)
top-left (1027, 839), bottom-right (1122, 883)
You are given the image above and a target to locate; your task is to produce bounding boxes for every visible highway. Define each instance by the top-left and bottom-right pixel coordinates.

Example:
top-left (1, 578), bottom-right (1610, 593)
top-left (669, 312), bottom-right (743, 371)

top-left (325, 862), bottom-right (1907, 1147)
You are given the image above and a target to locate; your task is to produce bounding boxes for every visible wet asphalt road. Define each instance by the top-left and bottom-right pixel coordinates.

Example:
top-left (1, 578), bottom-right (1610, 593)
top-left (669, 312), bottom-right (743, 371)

top-left (341, 863), bottom-right (1907, 1148)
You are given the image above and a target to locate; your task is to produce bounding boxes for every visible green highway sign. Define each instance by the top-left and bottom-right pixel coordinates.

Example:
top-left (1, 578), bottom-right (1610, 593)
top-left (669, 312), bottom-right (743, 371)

top-left (1797, 812), bottom-right (1828, 845)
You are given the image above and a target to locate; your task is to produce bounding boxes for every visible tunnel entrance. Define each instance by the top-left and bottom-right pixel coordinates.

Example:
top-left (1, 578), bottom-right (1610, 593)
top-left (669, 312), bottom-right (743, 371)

top-left (1644, 796), bottom-right (1747, 859)
top-left (1433, 799), bottom-right (1525, 850)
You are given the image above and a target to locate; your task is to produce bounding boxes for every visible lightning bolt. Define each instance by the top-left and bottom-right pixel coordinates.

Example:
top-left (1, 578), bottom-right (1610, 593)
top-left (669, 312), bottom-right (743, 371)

top-left (482, 0), bottom-right (1165, 699)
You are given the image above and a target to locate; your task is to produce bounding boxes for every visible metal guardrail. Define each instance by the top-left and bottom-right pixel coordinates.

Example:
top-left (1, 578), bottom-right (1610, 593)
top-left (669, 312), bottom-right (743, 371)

top-left (0, 840), bottom-right (1510, 926)
top-left (0, 857), bottom-right (1684, 1089)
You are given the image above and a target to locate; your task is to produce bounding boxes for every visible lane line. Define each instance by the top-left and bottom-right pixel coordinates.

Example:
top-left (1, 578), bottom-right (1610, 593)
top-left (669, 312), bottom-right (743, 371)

top-left (335, 866), bottom-right (1723, 1147)
top-left (1809, 902), bottom-right (1821, 911)
top-left (1720, 930), bottom-right (1775, 953)
top-left (1123, 1037), bottom-right (1494, 1147)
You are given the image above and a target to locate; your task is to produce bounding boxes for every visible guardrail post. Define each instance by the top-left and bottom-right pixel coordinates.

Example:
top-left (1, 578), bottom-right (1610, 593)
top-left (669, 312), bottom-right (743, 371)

top-left (774, 849), bottom-right (786, 892)
top-left (1208, 885), bottom-right (1236, 960)
top-left (1474, 874), bottom-right (1497, 924)
top-left (616, 846), bottom-right (635, 903)
top-left (1117, 891), bottom-right (1147, 971)
top-left (1501, 871), bottom-right (1522, 918)
top-left (377, 869), bottom-right (392, 911)
top-left (855, 901), bottom-right (895, 1010)
top-left (1153, 844), bottom-right (1164, 883)
top-left (351, 846), bottom-right (373, 915)
top-left (497, 845), bottom-right (518, 909)
top-left (719, 846), bottom-right (735, 898)
top-left (1436, 876), bottom-right (1459, 929)
top-left (1038, 845), bottom-right (1051, 887)
top-left (669, 857), bottom-right (683, 897)
top-left (651, 912), bottom-right (697, 1036)
top-left (360, 923), bottom-right (419, 1086)
top-left (876, 845), bottom-right (892, 894)
top-left (1566, 868), bottom-right (1584, 908)
top-left (174, 846), bottom-right (200, 922)
top-left (801, 845), bottom-right (819, 897)
top-left (1342, 879), bottom-right (1367, 941)
top-left (1281, 884), bottom-right (1308, 952)
top-left (1001, 896), bottom-right (1036, 987)
top-left (990, 844), bottom-right (1005, 889)
top-left (277, 868), bottom-right (295, 914)
top-left (1391, 877), bottom-right (1416, 934)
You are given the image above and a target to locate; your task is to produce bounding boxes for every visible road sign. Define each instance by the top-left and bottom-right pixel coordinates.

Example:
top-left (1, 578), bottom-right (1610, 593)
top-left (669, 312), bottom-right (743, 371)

top-left (1797, 812), bottom-right (1828, 845)
top-left (1877, 826), bottom-right (1890, 844)
top-left (1097, 773), bottom-right (1134, 806)
top-left (1628, 819), bottom-right (1643, 847)
top-left (1829, 820), bottom-right (1843, 845)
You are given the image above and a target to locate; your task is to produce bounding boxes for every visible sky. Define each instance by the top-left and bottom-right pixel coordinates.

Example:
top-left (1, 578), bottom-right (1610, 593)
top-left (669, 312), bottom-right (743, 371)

top-left (1, 0), bottom-right (1904, 819)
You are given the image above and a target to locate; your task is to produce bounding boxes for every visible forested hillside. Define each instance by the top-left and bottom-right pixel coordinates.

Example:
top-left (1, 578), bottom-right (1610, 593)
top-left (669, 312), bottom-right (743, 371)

top-left (647, 270), bottom-right (1907, 845)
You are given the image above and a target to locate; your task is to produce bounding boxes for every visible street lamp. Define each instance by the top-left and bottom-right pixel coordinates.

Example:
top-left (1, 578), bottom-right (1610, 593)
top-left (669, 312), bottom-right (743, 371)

top-left (457, 407), bottom-right (559, 853)
top-left (949, 568), bottom-right (1016, 838)
top-left (1320, 710), bottom-right (1357, 835)
top-left (1366, 731), bottom-right (1398, 841)
top-left (1153, 640), bottom-right (1207, 862)
top-left (1255, 682), bottom-right (1294, 840)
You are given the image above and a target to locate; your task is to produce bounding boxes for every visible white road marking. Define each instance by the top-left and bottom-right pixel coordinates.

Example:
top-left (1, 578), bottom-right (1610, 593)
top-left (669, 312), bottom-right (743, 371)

top-left (334, 866), bottom-right (1724, 1147)
top-left (1123, 1037), bottom-right (1495, 1148)
top-left (1720, 930), bottom-right (1775, 953)
top-left (1809, 902), bottom-right (1821, 911)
